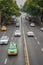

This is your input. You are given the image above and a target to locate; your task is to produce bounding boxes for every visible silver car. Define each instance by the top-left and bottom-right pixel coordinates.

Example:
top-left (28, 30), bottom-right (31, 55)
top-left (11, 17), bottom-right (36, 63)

top-left (30, 23), bottom-right (35, 27)
top-left (14, 30), bottom-right (21, 37)
top-left (27, 31), bottom-right (34, 37)
top-left (0, 36), bottom-right (9, 44)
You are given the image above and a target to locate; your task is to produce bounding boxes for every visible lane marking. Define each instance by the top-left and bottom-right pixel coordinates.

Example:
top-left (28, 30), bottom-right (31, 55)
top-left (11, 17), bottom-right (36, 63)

top-left (41, 48), bottom-right (43, 52)
top-left (37, 41), bottom-right (40, 45)
top-left (22, 27), bottom-right (30, 65)
top-left (35, 37), bottom-right (37, 40)
top-left (4, 58), bottom-right (7, 64)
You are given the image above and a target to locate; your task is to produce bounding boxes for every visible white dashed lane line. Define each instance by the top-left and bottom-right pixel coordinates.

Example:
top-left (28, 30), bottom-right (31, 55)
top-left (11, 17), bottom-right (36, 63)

top-left (35, 37), bottom-right (37, 40)
top-left (37, 41), bottom-right (40, 45)
top-left (4, 58), bottom-right (7, 64)
top-left (41, 48), bottom-right (43, 52)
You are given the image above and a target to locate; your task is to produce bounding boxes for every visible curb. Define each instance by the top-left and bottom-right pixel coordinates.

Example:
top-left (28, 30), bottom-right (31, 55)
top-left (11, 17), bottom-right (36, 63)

top-left (22, 27), bottom-right (30, 65)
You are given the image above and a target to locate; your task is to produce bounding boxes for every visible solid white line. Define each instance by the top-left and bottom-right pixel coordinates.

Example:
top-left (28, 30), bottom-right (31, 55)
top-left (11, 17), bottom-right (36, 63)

top-left (41, 48), bottom-right (43, 52)
top-left (35, 37), bottom-right (37, 40)
top-left (4, 58), bottom-right (7, 64)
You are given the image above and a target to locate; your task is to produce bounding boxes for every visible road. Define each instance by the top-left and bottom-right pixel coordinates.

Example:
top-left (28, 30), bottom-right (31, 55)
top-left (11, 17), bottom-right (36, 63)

top-left (0, 0), bottom-right (26, 65)
top-left (0, 12), bottom-right (43, 65)
top-left (21, 12), bottom-right (43, 65)
top-left (0, 17), bottom-right (25, 65)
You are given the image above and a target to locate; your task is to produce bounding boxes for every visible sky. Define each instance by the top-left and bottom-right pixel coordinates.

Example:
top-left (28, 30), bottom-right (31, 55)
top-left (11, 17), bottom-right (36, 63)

top-left (16, 0), bottom-right (26, 8)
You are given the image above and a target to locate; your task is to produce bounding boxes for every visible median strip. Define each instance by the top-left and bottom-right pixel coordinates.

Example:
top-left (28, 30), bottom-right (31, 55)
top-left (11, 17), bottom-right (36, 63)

top-left (22, 27), bottom-right (30, 65)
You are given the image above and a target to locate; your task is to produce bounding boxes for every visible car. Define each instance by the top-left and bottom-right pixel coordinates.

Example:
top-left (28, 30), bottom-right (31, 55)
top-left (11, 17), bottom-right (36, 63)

top-left (1, 26), bottom-right (7, 31)
top-left (16, 23), bottom-right (20, 27)
top-left (27, 31), bottom-right (34, 37)
top-left (0, 36), bottom-right (9, 44)
top-left (11, 16), bottom-right (17, 23)
top-left (8, 42), bottom-right (18, 55)
top-left (41, 27), bottom-right (43, 31)
top-left (30, 23), bottom-right (35, 27)
top-left (14, 30), bottom-right (21, 37)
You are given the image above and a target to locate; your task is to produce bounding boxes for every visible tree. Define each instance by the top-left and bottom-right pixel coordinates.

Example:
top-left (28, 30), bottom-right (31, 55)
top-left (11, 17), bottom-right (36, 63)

top-left (23, 0), bottom-right (43, 15)
top-left (0, 0), bottom-right (20, 24)
top-left (23, 0), bottom-right (43, 23)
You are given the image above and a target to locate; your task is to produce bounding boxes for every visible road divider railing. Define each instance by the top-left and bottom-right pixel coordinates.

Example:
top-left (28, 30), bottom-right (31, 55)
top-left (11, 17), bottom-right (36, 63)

top-left (22, 27), bottom-right (30, 65)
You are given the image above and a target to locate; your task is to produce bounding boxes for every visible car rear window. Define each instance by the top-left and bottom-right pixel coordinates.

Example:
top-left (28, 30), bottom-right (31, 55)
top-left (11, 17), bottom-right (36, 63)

top-left (9, 43), bottom-right (16, 49)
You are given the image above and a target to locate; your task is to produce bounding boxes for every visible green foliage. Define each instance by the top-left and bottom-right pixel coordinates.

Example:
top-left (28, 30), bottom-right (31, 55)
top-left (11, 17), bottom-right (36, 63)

top-left (0, 0), bottom-right (20, 22)
top-left (23, 0), bottom-right (43, 16)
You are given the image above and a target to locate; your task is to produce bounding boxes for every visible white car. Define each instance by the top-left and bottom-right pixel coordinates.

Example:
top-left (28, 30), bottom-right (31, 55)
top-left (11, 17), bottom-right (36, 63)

top-left (0, 36), bottom-right (9, 44)
top-left (41, 27), bottom-right (43, 31)
top-left (27, 31), bottom-right (34, 37)
top-left (11, 16), bottom-right (17, 23)
top-left (14, 30), bottom-right (21, 37)
top-left (30, 23), bottom-right (35, 27)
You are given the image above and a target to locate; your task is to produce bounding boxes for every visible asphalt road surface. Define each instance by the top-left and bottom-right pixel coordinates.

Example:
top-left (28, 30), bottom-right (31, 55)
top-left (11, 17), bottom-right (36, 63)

top-left (21, 13), bottom-right (43, 65)
top-left (0, 12), bottom-right (43, 65)
top-left (0, 17), bottom-right (25, 65)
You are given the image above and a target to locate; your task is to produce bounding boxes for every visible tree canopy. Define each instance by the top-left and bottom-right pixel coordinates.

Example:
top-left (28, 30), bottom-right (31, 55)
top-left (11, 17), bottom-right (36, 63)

top-left (23, 0), bottom-right (43, 16)
top-left (0, 0), bottom-right (20, 22)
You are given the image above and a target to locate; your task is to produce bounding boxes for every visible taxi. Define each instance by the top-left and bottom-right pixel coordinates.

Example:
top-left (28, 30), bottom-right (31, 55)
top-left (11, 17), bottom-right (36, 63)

top-left (1, 26), bottom-right (7, 31)
top-left (8, 42), bottom-right (18, 55)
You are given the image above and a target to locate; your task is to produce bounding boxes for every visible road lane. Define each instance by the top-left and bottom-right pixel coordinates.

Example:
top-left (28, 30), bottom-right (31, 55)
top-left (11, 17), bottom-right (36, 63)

top-left (7, 36), bottom-right (25, 65)
top-left (0, 25), bottom-right (16, 65)
top-left (0, 18), bottom-right (25, 65)
top-left (22, 15), bottom-right (43, 65)
top-left (6, 17), bottom-right (25, 65)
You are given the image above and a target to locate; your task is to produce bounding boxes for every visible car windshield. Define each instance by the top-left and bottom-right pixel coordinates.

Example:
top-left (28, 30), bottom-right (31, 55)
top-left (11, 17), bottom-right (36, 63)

top-left (1, 36), bottom-right (8, 40)
top-left (16, 30), bottom-right (20, 33)
top-left (9, 44), bottom-right (16, 49)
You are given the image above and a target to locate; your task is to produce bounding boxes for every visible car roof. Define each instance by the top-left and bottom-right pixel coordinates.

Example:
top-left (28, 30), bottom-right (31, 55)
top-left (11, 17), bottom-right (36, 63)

top-left (16, 30), bottom-right (20, 32)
